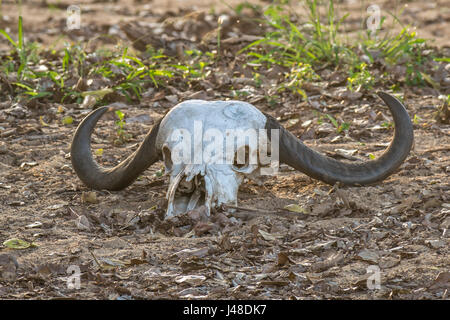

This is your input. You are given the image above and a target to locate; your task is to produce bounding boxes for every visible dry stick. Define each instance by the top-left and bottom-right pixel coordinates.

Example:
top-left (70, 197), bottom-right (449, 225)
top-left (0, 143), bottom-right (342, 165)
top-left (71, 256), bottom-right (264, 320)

top-left (420, 147), bottom-right (450, 154)
top-left (223, 204), bottom-right (277, 214)
top-left (88, 249), bottom-right (102, 269)
top-left (223, 204), bottom-right (302, 218)
top-left (352, 218), bottom-right (380, 232)
top-left (68, 207), bottom-right (80, 218)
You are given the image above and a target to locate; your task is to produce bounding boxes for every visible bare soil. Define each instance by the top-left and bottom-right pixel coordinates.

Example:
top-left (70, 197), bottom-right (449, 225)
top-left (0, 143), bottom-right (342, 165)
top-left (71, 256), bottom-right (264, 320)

top-left (0, 0), bottom-right (449, 299)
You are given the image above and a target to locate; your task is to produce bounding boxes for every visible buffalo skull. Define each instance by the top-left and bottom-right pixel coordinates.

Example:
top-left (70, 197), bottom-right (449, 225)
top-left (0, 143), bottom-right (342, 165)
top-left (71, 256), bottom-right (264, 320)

top-left (71, 92), bottom-right (413, 218)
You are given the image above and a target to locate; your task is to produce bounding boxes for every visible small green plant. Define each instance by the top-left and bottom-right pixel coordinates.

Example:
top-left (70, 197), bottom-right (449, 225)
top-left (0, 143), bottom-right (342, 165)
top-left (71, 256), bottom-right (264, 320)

top-left (0, 16), bottom-right (26, 79)
top-left (1, 20), bottom-right (83, 101)
top-left (154, 169), bottom-right (164, 177)
top-left (114, 110), bottom-right (131, 145)
top-left (381, 121), bottom-right (394, 129)
top-left (240, 0), bottom-right (433, 91)
top-left (316, 113), bottom-right (324, 125)
top-left (232, 88), bottom-right (251, 98)
top-left (252, 72), bottom-right (262, 87)
top-left (61, 116), bottom-right (73, 125)
top-left (94, 47), bottom-right (173, 101)
top-left (326, 114), bottom-right (350, 133)
top-left (173, 49), bottom-right (212, 80)
top-left (94, 148), bottom-right (104, 157)
top-left (347, 63), bottom-right (374, 92)
top-left (361, 13), bottom-right (429, 86)
top-left (265, 94), bottom-right (281, 107)
top-left (241, 0), bottom-right (354, 69)
top-left (281, 62), bottom-right (320, 99)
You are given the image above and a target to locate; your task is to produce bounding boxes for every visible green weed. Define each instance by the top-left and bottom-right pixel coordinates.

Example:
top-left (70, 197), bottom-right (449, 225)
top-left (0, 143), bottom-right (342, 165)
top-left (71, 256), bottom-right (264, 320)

top-left (241, 0), bottom-right (353, 69)
top-left (326, 114), bottom-right (350, 133)
top-left (240, 0), bottom-right (433, 93)
top-left (281, 62), bottom-right (320, 99)
top-left (0, 16), bottom-right (27, 79)
top-left (347, 63), bottom-right (374, 92)
top-left (114, 110), bottom-right (132, 145)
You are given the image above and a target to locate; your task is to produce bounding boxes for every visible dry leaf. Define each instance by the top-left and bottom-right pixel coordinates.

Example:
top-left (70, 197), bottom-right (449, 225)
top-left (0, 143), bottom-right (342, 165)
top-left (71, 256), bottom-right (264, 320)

top-left (81, 191), bottom-right (98, 204)
top-left (25, 221), bottom-right (43, 229)
top-left (258, 230), bottom-right (283, 241)
top-left (357, 249), bottom-right (380, 263)
top-left (277, 252), bottom-right (290, 266)
top-left (284, 204), bottom-right (307, 213)
top-left (429, 272), bottom-right (450, 290)
top-left (173, 247), bottom-right (210, 259)
top-left (3, 238), bottom-right (37, 250)
top-left (175, 275), bottom-right (206, 285)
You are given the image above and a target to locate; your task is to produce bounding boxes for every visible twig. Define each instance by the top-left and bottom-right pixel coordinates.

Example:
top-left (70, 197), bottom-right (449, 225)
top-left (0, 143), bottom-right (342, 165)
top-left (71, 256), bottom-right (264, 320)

top-left (222, 204), bottom-right (276, 214)
top-left (88, 249), bottom-right (102, 269)
top-left (222, 204), bottom-right (302, 219)
top-left (420, 147), bottom-right (450, 155)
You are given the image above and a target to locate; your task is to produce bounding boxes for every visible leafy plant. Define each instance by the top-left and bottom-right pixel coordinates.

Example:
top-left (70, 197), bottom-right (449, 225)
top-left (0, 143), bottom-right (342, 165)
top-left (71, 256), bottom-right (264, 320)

top-left (240, 0), bottom-right (433, 92)
top-left (173, 49), bottom-right (212, 80)
top-left (0, 16), bottom-right (27, 79)
top-left (241, 0), bottom-right (353, 69)
top-left (347, 63), bottom-right (374, 92)
top-left (281, 62), bottom-right (319, 99)
top-left (326, 114), bottom-right (350, 133)
top-left (360, 12), bottom-right (429, 85)
top-left (381, 121), bottom-right (394, 129)
top-left (114, 110), bottom-right (131, 145)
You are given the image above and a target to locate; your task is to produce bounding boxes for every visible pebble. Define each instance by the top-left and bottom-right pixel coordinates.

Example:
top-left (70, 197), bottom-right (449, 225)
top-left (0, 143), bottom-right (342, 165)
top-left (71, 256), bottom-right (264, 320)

top-left (0, 254), bottom-right (19, 282)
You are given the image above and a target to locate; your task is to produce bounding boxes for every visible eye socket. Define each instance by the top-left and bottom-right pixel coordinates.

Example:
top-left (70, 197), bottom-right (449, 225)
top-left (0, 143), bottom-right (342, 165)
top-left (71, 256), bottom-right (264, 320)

top-left (162, 145), bottom-right (173, 171)
top-left (233, 145), bottom-right (250, 170)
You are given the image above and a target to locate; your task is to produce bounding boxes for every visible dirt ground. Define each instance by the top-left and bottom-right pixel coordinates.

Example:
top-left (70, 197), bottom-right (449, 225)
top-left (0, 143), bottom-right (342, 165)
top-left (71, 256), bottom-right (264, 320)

top-left (0, 0), bottom-right (449, 300)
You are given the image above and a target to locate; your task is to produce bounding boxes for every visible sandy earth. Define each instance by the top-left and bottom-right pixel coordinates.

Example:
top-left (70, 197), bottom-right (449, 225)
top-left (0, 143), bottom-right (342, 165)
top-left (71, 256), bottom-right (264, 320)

top-left (0, 0), bottom-right (449, 300)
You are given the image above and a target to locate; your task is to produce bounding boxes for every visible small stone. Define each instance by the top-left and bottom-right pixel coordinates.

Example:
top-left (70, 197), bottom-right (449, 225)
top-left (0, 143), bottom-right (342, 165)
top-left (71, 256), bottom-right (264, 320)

top-left (425, 239), bottom-right (446, 249)
top-left (357, 249), bottom-right (379, 263)
top-left (0, 254), bottom-right (19, 282)
top-left (76, 215), bottom-right (91, 231)
top-left (165, 95), bottom-right (178, 104)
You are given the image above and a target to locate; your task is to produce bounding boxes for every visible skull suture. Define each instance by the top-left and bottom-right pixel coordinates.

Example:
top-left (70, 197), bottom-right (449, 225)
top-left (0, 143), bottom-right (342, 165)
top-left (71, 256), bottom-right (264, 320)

top-left (71, 92), bottom-right (414, 219)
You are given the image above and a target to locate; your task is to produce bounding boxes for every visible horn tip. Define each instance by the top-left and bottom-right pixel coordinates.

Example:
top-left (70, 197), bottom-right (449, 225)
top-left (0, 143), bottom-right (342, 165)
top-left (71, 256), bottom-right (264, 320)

top-left (377, 91), bottom-right (390, 99)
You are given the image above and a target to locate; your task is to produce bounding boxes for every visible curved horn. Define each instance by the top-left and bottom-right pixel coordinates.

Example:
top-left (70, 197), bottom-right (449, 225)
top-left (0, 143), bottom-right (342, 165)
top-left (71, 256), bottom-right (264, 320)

top-left (265, 92), bottom-right (414, 186)
top-left (71, 107), bottom-right (162, 191)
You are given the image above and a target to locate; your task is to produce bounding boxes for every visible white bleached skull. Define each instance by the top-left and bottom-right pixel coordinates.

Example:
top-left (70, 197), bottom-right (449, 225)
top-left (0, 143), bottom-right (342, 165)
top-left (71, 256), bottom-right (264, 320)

top-left (155, 100), bottom-right (270, 217)
top-left (71, 92), bottom-right (413, 221)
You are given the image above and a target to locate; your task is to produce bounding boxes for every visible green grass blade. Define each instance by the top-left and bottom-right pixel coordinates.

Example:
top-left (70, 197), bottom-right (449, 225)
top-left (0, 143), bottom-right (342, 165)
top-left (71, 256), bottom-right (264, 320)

top-left (18, 16), bottom-right (23, 51)
top-left (0, 29), bottom-right (18, 48)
